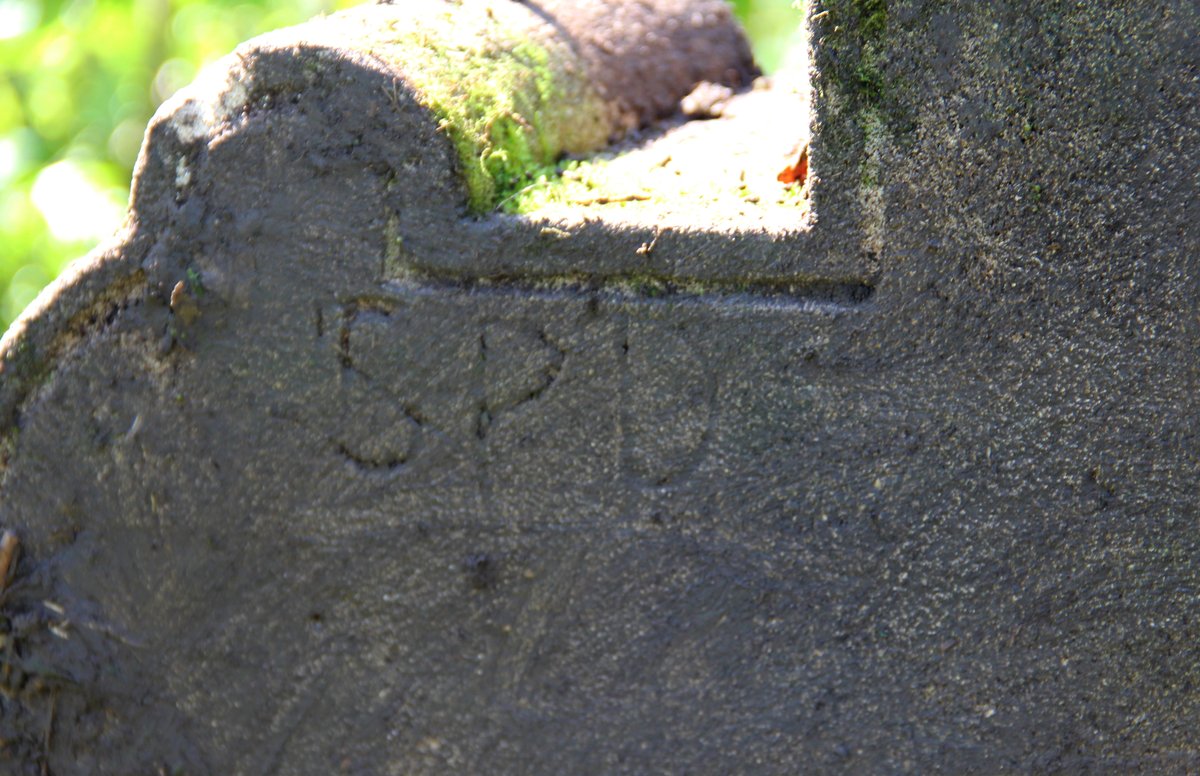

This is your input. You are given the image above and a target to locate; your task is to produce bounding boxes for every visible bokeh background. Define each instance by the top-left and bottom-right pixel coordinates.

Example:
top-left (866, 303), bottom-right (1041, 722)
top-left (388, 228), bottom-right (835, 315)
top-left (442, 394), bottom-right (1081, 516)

top-left (0, 0), bottom-right (801, 331)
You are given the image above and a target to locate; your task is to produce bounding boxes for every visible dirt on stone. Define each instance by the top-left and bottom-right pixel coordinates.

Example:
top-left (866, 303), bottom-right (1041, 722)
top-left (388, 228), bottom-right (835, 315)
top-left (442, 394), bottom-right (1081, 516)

top-left (505, 70), bottom-right (814, 231)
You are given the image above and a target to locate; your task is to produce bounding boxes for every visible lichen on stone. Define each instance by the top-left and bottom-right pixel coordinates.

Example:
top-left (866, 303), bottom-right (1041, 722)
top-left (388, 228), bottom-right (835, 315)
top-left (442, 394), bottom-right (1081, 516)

top-left (817, 0), bottom-right (889, 109)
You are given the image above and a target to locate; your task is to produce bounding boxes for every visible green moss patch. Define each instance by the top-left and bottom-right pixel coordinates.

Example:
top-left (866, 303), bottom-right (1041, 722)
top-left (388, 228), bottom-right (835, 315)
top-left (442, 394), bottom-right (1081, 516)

top-left (377, 3), bottom-right (611, 212)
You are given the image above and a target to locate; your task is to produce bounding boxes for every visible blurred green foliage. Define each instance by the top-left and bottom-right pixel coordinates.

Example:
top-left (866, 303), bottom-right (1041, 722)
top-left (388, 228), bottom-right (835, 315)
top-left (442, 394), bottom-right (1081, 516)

top-left (730, 0), bottom-right (805, 77)
top-left (0, 0), bottom-right (800, 332)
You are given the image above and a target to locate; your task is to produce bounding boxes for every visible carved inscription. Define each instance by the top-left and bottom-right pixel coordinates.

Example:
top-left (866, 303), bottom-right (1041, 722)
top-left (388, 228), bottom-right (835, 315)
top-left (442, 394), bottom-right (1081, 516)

top-left (478, 322), bottom-right (565, 438)
top-left (330, 275), bottom-right (845, 495)
top-left (621, 322), bottom-right (714, 486)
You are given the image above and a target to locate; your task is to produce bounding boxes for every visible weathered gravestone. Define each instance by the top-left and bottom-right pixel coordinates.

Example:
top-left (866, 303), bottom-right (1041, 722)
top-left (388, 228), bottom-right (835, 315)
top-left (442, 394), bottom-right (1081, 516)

top-left (0, 0), bottom-right (1197, 772)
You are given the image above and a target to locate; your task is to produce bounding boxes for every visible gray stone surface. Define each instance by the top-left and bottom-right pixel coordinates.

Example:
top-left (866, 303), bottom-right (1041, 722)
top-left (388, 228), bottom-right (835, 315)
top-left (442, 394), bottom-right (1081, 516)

top-left (0, 0), bottom-right (1197, 773)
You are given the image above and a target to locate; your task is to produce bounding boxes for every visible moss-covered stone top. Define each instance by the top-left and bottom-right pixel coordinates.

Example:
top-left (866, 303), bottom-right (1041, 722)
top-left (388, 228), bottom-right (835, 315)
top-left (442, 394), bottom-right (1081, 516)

top-left (260, 0), bottom-right (756, 213)
top-left (369, 1), bottom-right (613, 212)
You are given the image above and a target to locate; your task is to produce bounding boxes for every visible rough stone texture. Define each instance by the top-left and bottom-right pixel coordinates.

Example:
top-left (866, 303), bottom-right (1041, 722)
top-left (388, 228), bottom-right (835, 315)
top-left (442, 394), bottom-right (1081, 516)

top-left (0, 0), bottom-right (1197, 773)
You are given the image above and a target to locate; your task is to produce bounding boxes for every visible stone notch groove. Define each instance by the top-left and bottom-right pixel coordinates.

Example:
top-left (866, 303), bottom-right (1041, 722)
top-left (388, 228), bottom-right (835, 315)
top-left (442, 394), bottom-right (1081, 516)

top-left (388, 265), bottom-right (876, 309)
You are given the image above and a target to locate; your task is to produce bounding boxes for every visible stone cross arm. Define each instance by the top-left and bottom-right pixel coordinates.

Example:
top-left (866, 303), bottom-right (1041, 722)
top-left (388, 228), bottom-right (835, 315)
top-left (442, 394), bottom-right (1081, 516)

top-left (0, 0), bottom-right (1197, 772)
